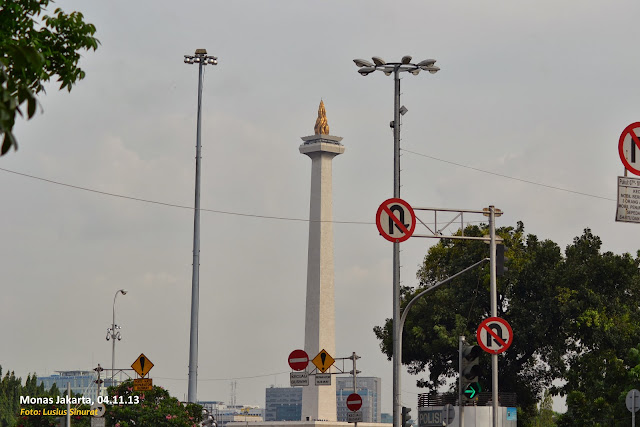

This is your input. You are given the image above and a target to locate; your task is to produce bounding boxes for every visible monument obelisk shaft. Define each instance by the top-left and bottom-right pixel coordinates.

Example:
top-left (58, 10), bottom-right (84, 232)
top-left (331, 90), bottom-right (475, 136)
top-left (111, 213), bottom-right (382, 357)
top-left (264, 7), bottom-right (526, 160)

top-left (300, 101), bottom-right (344, 421)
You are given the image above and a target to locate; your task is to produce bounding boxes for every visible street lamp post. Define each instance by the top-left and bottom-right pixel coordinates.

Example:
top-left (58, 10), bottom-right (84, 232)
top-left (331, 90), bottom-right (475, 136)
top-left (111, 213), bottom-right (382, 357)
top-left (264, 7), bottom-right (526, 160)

top-left (106, 289), bottom-right (127, 383)
top-left (183, 48), bottom-right (217, 403)
top-left (353, 56), bottom-right (439, 427)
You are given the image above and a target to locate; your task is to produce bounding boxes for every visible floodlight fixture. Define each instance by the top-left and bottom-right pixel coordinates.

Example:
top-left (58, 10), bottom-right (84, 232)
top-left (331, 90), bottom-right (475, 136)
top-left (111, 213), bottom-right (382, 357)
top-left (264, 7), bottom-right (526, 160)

top-left (401, 55), bottom-right (412, 64)
top-left (354, 58), bottom-right (374, 67)
top-left (372, 56), bottom-right (386, 66)
top-left (427, 66), bottom-right (440, 74)
top-left (358, 67), bottom-right (376, 76)
top-left (417, 59), bottom-right (437, 67)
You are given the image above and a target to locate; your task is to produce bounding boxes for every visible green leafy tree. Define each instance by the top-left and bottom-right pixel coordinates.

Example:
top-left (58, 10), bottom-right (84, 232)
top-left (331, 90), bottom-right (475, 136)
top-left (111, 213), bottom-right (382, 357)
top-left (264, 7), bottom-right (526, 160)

top-left (374, 224), bottom-right (640, 425)
top-left (0, 0), bottom-right (99, 155)
top-left (106, 380), bottom-right (203, 427)
top-left (0, 366), bottom-right (87, 427)
top-left (530, 389), bottom-right (556, 427)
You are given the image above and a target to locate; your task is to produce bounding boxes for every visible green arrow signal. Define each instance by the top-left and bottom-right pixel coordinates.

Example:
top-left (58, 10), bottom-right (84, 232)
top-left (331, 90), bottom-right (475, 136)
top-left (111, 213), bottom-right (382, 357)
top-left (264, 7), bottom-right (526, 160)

top-left (464, 382), bottom-right (482, 399)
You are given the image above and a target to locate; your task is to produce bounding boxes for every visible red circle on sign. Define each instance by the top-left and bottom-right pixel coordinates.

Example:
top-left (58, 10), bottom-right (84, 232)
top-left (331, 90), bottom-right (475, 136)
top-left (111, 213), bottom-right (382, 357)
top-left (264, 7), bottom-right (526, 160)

top-left (375, 198), bottom-right (416, 243)
top-left (346, 393), bottom-right (362, 412)
top-left (619, 122), bottom-right (640, 176)
top-left (476, 317), bottom-right (513, 355)
top-left (288, 349), bottom-right (309, 371)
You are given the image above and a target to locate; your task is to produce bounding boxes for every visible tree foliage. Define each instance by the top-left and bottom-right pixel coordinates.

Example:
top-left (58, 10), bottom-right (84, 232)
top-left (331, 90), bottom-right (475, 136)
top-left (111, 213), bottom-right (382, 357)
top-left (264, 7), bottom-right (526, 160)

top-left (106, 380), bottom-right (203, 427)
top-left (0, 0), bottom-right (99, 155)
top-left (0, 366), bottom-right (88, 427)
top-left (374, 223), bottom-right (640, 426)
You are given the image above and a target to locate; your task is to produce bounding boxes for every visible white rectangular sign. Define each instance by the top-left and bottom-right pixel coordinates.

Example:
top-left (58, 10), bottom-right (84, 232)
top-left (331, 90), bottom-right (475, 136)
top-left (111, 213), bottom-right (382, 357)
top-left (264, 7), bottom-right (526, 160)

top-left (315, 373), bottom-right (331, 386)
top-left (290, 371), bottom-right (309, 386)
top-left (616, 176), bottom-right (640, 223)
top-left (347, 411), bottom-right (363, 423)
top-left (91, 418), bottom-right (106, 427)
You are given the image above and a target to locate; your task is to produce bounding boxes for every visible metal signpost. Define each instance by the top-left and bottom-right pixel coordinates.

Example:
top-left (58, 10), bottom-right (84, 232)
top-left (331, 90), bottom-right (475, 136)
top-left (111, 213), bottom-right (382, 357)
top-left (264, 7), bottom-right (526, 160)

top-left (617, 123), bottom-right (640, 224)
top-left (619, 123), bottom-right (640, 176)
top-left (477, 317), bottom-right (513, 355)
top-left (442, 404), bottom-right (455, 426)
top-left (381, 204), bottom-right (504, 427)
top-left (616, 176), bottom-right (640, 223)
top-left (627, 389), bottom-right (640, 426)
top-left (376, 198), bottom-right (416, 243)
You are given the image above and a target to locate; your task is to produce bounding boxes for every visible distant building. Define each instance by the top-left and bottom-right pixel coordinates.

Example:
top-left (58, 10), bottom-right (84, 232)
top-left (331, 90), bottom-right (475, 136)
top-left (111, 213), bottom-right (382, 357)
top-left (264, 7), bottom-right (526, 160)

top-left (265, 386), bottom-right (302, 421)
top-left (37, 370), bottom-right (113, 401)
top-left (265, 377), bottom-right (381, 423)
top-left (381, 413), bottom-right (392, 423)
top-left (336, 377), bottom-right (381, 423)
top-left (200, 402), bottom-right (264, 427)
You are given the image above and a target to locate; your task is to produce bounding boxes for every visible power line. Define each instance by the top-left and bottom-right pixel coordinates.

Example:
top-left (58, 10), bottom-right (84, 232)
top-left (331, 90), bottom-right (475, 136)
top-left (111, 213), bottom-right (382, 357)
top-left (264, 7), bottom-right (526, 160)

top-left (155, 371), bottom-right (290, 382)
top-left (0, 167), bottom-right (372, 225)
top-left (401, 148), bottom-right (616, 202)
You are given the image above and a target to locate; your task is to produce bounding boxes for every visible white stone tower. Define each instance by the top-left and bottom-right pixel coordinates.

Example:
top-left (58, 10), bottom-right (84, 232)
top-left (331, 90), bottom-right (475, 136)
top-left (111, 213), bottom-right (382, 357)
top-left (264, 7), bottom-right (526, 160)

top-left (300, 101), bottom-right (344, 421)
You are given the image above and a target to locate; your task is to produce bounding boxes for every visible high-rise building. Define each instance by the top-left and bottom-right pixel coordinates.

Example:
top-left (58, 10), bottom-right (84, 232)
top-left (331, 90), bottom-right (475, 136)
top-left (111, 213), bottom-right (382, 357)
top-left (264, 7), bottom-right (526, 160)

top-left (265, 386), bottom-right (302, 421)
top-left (336, 377), bottom-right (382, 423)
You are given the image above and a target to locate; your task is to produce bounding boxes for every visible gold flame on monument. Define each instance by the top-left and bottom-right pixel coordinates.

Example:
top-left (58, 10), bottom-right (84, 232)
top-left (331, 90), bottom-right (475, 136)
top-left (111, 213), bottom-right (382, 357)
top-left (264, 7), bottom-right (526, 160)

top-left (314, 100), bottom-right (330, 135)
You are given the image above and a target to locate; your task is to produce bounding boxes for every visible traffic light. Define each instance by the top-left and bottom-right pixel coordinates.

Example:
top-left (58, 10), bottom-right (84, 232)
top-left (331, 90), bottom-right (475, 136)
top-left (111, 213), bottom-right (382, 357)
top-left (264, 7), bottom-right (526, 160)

top-left (497, 244), bottom-right (507, 276)
top-left (460, 344), bottom-right (482, 401)
top-left (401, 406), bottom-right (411, 427)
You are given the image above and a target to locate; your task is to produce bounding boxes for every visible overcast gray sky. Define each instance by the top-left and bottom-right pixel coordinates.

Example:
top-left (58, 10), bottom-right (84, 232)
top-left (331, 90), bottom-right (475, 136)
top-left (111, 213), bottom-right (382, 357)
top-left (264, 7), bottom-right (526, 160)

top-left (2, 0), bottom-right (640, 415)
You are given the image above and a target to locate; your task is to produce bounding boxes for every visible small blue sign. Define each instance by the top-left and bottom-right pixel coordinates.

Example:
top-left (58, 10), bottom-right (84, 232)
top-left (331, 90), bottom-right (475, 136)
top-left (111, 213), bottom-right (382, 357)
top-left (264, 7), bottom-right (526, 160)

top-left (506, 407), bottom-right (517, 420)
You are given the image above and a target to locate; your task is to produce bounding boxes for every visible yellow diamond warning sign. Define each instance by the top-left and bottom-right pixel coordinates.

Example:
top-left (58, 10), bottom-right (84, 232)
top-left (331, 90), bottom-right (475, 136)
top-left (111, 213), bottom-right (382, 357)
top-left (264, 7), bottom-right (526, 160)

top-left (131, 353), bottom-right (154, 377)
top-left (312, 349), bottom-right (335, 373)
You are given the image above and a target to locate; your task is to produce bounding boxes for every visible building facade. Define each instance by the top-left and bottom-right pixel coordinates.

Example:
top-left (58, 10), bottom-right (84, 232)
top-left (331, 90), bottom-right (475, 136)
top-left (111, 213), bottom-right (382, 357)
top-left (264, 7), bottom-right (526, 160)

top-left (336, 377), bottom-right (381, 423)
top-left (265, 378), bottom-right (381, 423)
top-left (265, 386), bottom-right (303, 421)
top-left (38, 370), bottom-right (113, 401)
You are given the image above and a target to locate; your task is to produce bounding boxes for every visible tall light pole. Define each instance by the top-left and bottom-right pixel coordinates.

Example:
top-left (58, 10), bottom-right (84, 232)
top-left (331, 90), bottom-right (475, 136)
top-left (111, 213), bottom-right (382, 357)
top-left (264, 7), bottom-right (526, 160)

top-left (183, 48), bottom-right (217, 403)
top-left (353, 56), bottom-right (439, 427)
top-left (106, 289), bottom-right (127, 383)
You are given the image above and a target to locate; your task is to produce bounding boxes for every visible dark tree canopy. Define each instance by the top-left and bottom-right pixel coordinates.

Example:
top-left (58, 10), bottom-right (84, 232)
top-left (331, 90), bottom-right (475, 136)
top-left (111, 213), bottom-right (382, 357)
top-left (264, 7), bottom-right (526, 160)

top-left (374, 223), bottom-right (640, 426)
top-left (0, 0), bottom-right (99, 155)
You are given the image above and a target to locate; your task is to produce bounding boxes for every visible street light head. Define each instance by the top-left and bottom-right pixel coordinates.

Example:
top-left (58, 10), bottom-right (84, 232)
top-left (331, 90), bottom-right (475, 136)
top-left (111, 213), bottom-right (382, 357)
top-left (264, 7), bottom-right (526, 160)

top-left (353, 58), bottom-right (374, 67)
top-left (409, 69), bottom-right (421, 76)
top-left (119, 289), bottom-right (127, 295)
top-left (417, 59), bottom-right (437, 67)
top-left (184, 56), bottom-right (192, 64)
top-left (207, 57), bottom-right (218, 65)
top-left (358, 67), bottom-right (375, 76)
top-left (372, 56), bottom-right (386, 66)
top-left (383, 70), bottom-right (392, 76)
top-left (401, 55), bottom-right (412, 64)
top-left (427, 66), bottom-right (440, 74)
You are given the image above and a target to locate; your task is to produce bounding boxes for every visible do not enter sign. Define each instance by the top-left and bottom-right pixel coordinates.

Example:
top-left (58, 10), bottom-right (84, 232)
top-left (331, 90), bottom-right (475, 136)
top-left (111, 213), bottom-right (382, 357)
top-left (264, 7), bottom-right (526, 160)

top-left (376, 198), bottom-right (416, 243)
top-left (288, 349), bottom-right (309, 371)
top-left (346, 393), bottom-right (362, 412)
